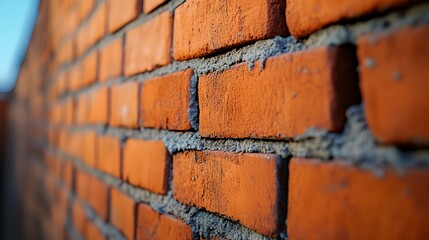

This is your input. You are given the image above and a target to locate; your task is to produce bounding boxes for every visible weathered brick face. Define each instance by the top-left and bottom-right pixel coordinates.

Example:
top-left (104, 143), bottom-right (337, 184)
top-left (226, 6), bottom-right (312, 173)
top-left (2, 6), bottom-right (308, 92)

top-left (7, 0), bottom-right (429, 239)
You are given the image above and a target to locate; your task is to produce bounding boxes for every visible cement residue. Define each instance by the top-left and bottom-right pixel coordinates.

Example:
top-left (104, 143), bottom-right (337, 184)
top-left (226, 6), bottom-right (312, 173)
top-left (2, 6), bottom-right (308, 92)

top-left (188, 74), bottom-right (200, 130)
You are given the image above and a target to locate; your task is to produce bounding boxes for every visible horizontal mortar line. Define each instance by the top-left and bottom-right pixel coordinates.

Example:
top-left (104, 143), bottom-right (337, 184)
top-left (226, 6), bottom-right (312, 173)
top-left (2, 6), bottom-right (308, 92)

top-left (39, 143), bottom-right (281, 240)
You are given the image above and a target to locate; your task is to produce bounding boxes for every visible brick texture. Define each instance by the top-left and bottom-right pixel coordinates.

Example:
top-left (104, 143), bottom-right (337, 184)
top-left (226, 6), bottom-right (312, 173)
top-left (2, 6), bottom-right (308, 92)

top-left (123, 139), bottom-right (170, 194)
top-left (286, 0), bottom-right (422, 38)
top-left (173, 0), bottom-right (288, 60)
top-left (358, 25), bottom-right (429, 146)
top-left (173, 151), bottom-right (287, 237)
top-left (110, 188), bottom-right (136, 240)
top-left (99, 38), bottom-right (123, 82)
top-left (137, 204), bottom-right (193, 239)
top-left (96, 135), bottom-right (122, 177)
top-left (110, 81), bottom-right (139, 128)
top-left (88, 87), bottom-right (109, 124)
top-left (108, 0), bottom-right (140, 33)
top-left (199, 46), bottom-right (360, 138)
top-left (141, 69), bottom-right (194, 130)
top-left (143, 0), bottom-right (166, 13)
top-left (125, 11), bottom-right (172, 76)
top-left (288, 158), bottom-right (429, 240)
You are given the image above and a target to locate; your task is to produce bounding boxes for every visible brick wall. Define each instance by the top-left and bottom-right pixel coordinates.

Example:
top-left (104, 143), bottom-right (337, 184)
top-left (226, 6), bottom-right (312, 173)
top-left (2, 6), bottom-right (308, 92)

top-left (7, 0), bottom-right (429, 239)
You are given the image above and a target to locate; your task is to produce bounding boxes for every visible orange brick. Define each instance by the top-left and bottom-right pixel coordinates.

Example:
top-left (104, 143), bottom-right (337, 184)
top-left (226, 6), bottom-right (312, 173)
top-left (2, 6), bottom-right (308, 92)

top-left (74, 95), bottom-right (89, 125)
top-left (136, 204), bottom-right (193, 240)
top-left (108, 0), bottom-right (140, 33)
top-left (173, 151), bottom-right (286, 237)
top-left (358, 25), bottom-right (429, 146)
top-left (77, 0), bottom-right (95, 23)
top-left (141, 69), bottom-right (193, 130)
top-left (56, 38), bottom-right (74, 66)
top-left (81, 51), bottom-right (98, 87)
top-left (76, 170), bottom-right (91, 200)
top-left (76, 3), bottom-right (106, 55)
top-left (96, 135), bottom-right (121, 177)
top-left (88, 176), bottom-right (109, 221)
top-left (143, 0), bottom-right (165, 13)
top-left (124, 12), bottom-right (172, 76)
top-left (123, 139), bottom-right (170, 194)
top-left (110, 82), bottom-right (139, 128)
top-left (99, 38), bottom-right (123, 82)
top-left (286, 0), bottom-right (422, 38)
top-left (110, 188), bottom-right (136, 240)
top-left (288, 158), bottom-right (429, 240)
top-left (62, 160), bottom-right (74, 189)
top-left (72, 201), bottom-right (87, 235)
top-left (88, 87), bottom-right (109, 124)
top-left (82, 132), bottom-right (97, 167)
top-left (199, 46), bottom-right (360, 138)
top-left (85, 222), bottom-right (105, 240)
top-left (173, 0), bottom-right (287, 60)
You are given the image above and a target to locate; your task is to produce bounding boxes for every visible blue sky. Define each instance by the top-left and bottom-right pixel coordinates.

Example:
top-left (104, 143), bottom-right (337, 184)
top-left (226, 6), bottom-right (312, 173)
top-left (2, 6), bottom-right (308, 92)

top-left (0, 0), bottom-right (39, 92)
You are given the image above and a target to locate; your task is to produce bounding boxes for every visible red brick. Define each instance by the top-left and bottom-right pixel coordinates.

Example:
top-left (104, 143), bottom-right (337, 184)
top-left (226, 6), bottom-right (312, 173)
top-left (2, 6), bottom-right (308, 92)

top-left (74, 95), bottom-right (89, 125)
top-left (88, 87), bottom-right (109, 124)
top-left (288, 158), bottom-right (429, 240)
top-left (76, 170), bottom-right (91, 200)
top-left (85, 222), bottom-right (105, 240)
top-left (76, 3), bottom-right (106, 55)
top-left (173, 0), bottom-right (287, 60)
top-left (358, 25), bottom-right (429, 146)
top-left (110, 81), bottom-right (139, 128)
top-left (136, 204), bottom-right (193, 240)
top-left (56, 38), bottom-right (74, 66)
top-left (110, 188), bottom-right (136, 240)
top-left (77, 0), bottom-right (95, 23)
top-left (108, 0), bottom-right (140, 33)
top-left (62, 160), bottom-right (74, 189)
top-left (72, 201), bottom-right (87, 235)
top-left (82, 132), bottom-right (97, 167)
top-left (199, 46), bottom-right (360, 138)
top-left (286, 0), bottom-right (422, 38)
top-left (173, 151), bottom-right (286, 237)
top-left (99, 38), bottom-right (123, 82)
top-left (141, 69), bottom-right (193, 130)
top-left (124, 12), bottom-right (172, 76)
top-left (123, 139), bottom-right (170, 194)
top-left (143, 0), bottom-right (165, 13)
top-left (88, 176), bottom-right (109, 221)
top-left (81, 51), bottom-right (98, 87)
top-left (96, 135), bottom-right (121, 177)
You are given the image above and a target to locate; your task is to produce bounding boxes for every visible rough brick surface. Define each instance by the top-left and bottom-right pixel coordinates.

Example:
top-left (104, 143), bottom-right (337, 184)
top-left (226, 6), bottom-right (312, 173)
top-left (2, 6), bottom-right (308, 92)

top-left (123, 139), bottom-right (170, 194)
top-left (141, 69), bottom-right (193, 130)
top-left (136, 204), bottom-right (193, 240)
top-left (124, 11), bottom-right (172, 76)
top-left (173, 151), bottom-right (286, 237)
top-left (286, 0), bottom-right (422, 38)
top-left (199, 46), bottom-right (360, 138)
top-left (173, 0), bottom-right (288, 60)
top-left (288, 158), bottom-right (429, 240)
top-left (76, 3), bottom-right (106, 55)
top-left (110, 81), bottom-right (139, 128)
top-left (358, 25), bottom-right (429, 146)
top-left (143, 0), bottom-right (166, 13)
top-left (82, 132), bottom-right (97, 167)
top-left (108, 0), bottom-right (140, 33)
top-left (99, 38), bottom-right (123, 82)
top-left (86, 222), bottom-right (105, 240)
top-left (88, 87), bottom-right (109, 124)
top-left (110, 188), bottom-right (136, 240)
top-left (88, 176), bottom-right (109, 221)
top-left (96, 135), bottom-right (121, 177)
